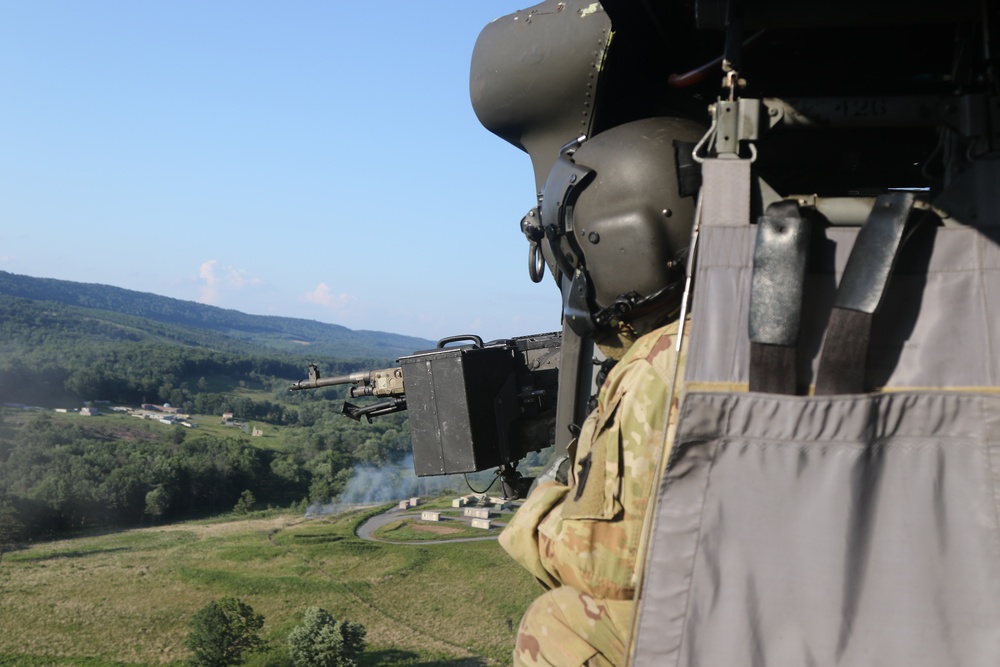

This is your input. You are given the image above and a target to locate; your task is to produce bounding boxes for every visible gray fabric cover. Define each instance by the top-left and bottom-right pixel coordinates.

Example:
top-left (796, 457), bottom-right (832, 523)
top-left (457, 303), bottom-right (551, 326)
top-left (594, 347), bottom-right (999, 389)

top-left (685, 160), bottom-right (1000, 388)
top-left (633, 391), bottom-right (1000, 667)
top-left (685, 216), bottom-right (1000, 389)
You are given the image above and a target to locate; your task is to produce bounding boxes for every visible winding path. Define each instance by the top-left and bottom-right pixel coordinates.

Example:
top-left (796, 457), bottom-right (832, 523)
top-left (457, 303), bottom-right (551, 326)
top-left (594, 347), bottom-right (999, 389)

top-left (356, 505), bottom-right (510, 544)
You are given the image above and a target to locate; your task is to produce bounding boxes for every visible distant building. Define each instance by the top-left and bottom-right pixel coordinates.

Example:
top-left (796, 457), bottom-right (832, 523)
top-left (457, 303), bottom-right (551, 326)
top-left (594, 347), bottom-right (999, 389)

top-left (80, 407), bottom-right (99, 416)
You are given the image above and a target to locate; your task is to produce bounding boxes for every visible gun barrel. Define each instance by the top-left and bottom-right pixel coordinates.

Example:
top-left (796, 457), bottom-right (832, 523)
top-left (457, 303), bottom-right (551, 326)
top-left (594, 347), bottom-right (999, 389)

top-left (288, 371), bottom-right (368, 391)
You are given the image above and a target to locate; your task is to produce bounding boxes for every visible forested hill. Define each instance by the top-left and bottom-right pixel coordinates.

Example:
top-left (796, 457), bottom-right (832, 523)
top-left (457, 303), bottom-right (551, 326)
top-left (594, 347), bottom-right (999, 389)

top-left (0, 270), bottom-right (432, 359)
top-left (0, 271), bottom-right (430, 535)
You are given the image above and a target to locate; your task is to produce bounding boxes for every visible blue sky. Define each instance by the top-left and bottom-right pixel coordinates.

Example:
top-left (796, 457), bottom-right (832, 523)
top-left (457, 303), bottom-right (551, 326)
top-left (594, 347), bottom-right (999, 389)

top-left (0, 2), bottom-right (563, 344)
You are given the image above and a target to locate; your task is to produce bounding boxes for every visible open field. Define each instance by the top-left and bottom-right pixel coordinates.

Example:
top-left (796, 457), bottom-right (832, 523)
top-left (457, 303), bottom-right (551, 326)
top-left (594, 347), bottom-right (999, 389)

top-left (35, 408), bottom-right (291, 450)
top-left (0, 502), bottom-right (540, 666)
top-left (372, 517), bottom-right (504, 542)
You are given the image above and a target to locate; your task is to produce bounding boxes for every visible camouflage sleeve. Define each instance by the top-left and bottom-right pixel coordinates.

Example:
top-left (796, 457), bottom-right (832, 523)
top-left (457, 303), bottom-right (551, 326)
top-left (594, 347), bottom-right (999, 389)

top-left (499, 480), bottom-right (570, 589)
top-left (500, 319), bottom-right (687, 600)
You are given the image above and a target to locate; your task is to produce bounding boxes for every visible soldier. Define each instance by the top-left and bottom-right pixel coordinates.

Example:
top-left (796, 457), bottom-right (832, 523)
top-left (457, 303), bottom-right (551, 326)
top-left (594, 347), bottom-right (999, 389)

top-left (498, 117), bottom-right (702, 667)
top-left (500, 316), bottom-right (688, 666)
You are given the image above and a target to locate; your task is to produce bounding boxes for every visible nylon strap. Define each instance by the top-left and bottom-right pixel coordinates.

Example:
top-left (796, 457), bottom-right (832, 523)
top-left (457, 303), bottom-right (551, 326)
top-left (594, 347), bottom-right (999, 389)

top-left (815, 192), bottom-right (914, 395)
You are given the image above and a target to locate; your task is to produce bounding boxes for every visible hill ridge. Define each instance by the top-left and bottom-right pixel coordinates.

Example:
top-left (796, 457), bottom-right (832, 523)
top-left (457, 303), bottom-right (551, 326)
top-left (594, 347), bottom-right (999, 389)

top-left (0, 270), bottom-right (433, 359)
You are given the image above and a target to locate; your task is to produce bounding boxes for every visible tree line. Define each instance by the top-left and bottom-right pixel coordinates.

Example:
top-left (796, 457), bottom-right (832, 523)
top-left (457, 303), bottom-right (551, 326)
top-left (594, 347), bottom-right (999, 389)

top-left (0, 405), bottom-right (411, 541)
top-left (0, 337), bottom-right (384, 409)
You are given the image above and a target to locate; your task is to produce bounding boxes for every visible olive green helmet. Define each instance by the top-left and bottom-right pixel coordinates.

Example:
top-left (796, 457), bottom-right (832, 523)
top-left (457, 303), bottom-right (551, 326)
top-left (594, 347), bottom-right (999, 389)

top-left (537, 116), bottom-right (706, 337)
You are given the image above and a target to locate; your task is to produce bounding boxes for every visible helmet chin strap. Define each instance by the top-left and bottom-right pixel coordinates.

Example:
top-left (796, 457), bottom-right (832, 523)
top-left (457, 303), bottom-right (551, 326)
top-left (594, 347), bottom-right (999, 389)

top-left (592, 274), bottom-right (685, 329)
top-left (562, 268), bottom-right (685, 340)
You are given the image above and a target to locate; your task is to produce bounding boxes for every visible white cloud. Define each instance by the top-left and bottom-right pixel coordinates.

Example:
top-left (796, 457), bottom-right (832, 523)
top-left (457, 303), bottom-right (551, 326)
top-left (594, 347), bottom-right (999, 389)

top-left (198, 260), bottom-right (220, 304)
top-left (223, 265), bottom-right (263, 289)
top-left (197, 259), bottom-right (263, 305)
top-left (301, 282), bottom-right (353, 310)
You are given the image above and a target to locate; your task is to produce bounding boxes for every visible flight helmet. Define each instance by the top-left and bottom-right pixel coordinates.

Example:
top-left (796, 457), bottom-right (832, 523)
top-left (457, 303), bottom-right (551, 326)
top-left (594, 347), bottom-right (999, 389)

top-left (534, 116), bottom-right (706, 339)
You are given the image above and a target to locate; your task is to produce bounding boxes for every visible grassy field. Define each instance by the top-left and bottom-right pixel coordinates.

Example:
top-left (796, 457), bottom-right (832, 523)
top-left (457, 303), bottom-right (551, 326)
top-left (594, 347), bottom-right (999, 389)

top-left (0, 502), bottom-right (541, 666)
top-left (372, 517), bottom-right (503, 542)
top-left (39, 409), bottom-right (291, 450)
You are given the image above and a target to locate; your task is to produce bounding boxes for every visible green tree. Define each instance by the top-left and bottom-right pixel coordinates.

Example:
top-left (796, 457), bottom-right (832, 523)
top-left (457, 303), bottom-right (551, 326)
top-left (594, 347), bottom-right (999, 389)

top-left (145, 485), bottom-right (171, 522)
top-left (186, 597), bottom-right (266, 667)
top-left (0, 502), bottom-right (23, 563)
top-left (287, 607), bottom-right (366, 667)
top-left (233, 490), bottom-right (255, 515)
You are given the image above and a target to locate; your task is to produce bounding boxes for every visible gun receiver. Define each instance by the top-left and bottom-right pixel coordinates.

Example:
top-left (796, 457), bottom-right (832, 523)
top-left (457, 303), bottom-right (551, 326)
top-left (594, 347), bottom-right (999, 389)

top-left (289, 364), bottom-right (406, 422)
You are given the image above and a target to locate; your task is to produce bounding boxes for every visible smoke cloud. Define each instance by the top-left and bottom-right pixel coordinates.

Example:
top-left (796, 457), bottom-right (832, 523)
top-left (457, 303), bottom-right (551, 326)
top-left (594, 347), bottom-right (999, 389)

top-left (306, 454), bottom-right (492, 517)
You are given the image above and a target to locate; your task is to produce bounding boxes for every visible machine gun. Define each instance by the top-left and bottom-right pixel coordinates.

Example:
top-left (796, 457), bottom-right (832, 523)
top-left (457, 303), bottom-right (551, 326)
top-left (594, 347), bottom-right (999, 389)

top-left (290, 333), bottom-right (561, 498)
top-left (289, 365), bottom-right (406, 423)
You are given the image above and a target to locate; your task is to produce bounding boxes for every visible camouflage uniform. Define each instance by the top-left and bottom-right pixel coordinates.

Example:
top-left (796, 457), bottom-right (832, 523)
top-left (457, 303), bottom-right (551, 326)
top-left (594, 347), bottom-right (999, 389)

top-left (500, 318), bottom-right (687, 666)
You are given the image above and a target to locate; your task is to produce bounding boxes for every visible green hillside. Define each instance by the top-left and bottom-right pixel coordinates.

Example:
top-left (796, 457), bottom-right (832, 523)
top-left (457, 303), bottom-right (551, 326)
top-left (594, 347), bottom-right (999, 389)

top-left (0, 271), bottom-right (434, 538)
top-left (0, 271), bottom-right (435, 410)
top-left (0, 505), bottom-right (538, 666)
top-left (0, 271), bottom-right (434, 359)
top-left (0, 273), bottom-right (540, 666)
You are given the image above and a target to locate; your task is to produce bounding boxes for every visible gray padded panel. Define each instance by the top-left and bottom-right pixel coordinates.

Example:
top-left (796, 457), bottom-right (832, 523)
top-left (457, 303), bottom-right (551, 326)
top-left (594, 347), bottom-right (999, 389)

top-left (633, 391), bottom-right (1000, 667)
